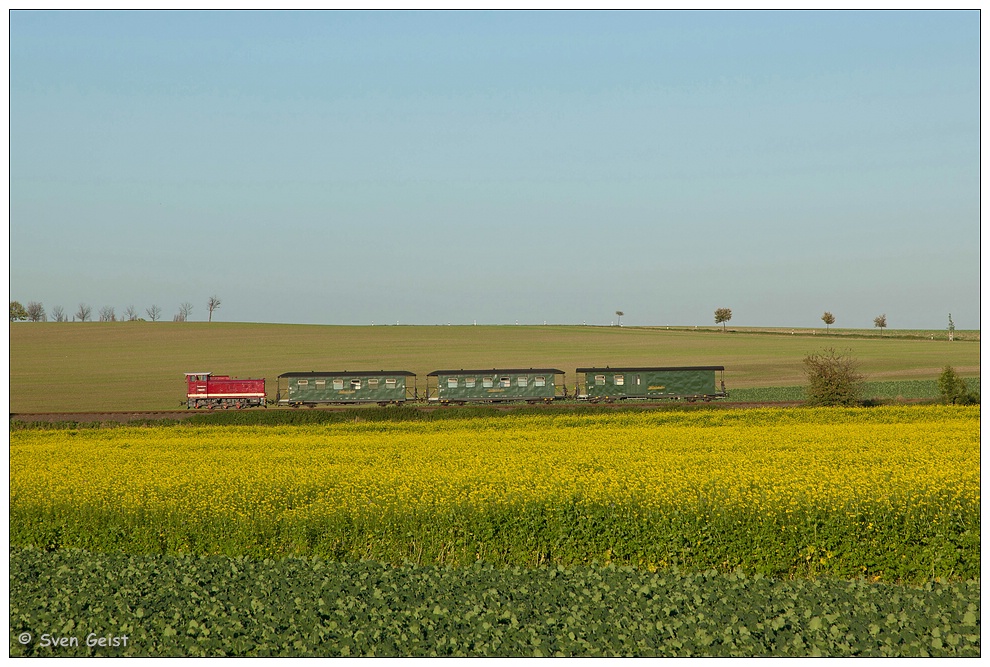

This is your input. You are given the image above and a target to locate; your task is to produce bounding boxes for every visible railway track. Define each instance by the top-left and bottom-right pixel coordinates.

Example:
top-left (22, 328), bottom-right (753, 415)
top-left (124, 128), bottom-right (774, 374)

top-left (10, 401), bottom-right (809, 423)
top-left (9, 411), bottom-right (202, 423)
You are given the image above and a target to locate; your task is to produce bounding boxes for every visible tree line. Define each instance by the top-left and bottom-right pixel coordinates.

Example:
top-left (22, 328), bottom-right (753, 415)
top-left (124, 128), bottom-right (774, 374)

top-left (714, 308), bottom-right (888, 333)
top-left (10, 297), bottom-right (221, 323)
top-left (715, 308), bottom-right (953, 337)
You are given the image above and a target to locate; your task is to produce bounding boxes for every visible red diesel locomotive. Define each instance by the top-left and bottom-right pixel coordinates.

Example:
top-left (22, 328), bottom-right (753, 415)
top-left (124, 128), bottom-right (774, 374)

top-left (185, 372), bottom-right (266, 409)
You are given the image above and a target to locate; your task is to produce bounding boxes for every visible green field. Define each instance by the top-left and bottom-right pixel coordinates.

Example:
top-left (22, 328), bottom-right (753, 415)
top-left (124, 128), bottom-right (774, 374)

top-left (8, 323), bottom-right (981, 412)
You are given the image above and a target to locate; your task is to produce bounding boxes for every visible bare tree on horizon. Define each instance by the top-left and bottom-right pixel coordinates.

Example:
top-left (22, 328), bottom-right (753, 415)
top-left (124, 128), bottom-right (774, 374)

top-left (208, 296), bottom-right (221, 322)
top-left (175, 302), bottom-right (193, 322)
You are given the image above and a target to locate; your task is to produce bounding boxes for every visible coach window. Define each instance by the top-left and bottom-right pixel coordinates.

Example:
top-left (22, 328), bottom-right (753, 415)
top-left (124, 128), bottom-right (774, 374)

top-left (595, 375), bottom-right (606, 386)
top-left (448, 378), bottom-right (459, 388)
top-left (635, 375), bottom-right (641, 386)
top-left (298, 379), bottom-right (309, 386)
top-left (500, 377), bottom-right (511, 388)
top-left (385, 378), bottom-right (397, 389)
top-left (315, 379), bottom-right (326, 388)
top-left (534, 376), bottom-right (546, 387)
top-left (483, 377), bottom-right (494, 388)
top-left (517, 376), bottom-right (528, 387)
top-left (351, 379), bottom-right (362, 390)
top-left (465, 377), bottom-right (476, 388)
top-left (615, 375), bottom-right (625, 386)
top-left (369, 378), bottom-right (379, 388)
top-left (333, 379), bottom-right (344, 390)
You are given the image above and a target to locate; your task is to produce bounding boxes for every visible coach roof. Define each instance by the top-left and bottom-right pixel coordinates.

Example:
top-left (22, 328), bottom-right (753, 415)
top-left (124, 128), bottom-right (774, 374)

top-left (278, 371), bottom-right (416, 378)
top-left (576, 366), bottom-right (725, 373)
top-left (427, 368), bottom-right (565, 376)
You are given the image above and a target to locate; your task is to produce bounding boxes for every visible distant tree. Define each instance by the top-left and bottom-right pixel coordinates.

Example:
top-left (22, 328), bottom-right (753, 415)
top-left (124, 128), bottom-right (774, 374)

top-left (98, 306), bottom-right (117, 322)
top-left (873, 314), bottom-right (887, 337)
top-left (146, 305), bottom-right (161, 322)
top-left (9, 301), bottom-right (28, 321)
top-left (124, 305), bottom-right (138, 321)
top-left (615, 310), bottom-right (624, 327)
top-left (26, 302), bottom-right (46, 322)
top-left (179, 302), bottom-right (193, 321)
top-left (75, 303), bottom-right (92, 322)
top-left (937, 365), bottom-right (970, 405)
top-left (208, 296), bottom-right (221, 323)
top-left (714, 307), bottom-right (732, 332)
top-left (821, 311), bottom-right (835, 333)
top-left (947, 313), bottom-right (955, 341)
top-left (51, 305), bottom-right (67, 322)
top-left (804, 347), bottom-right (864, 407)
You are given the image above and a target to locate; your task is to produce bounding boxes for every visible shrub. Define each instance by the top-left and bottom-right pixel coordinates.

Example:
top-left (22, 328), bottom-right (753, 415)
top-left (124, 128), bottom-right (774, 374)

top-left (803, 348), bottom-right (864, 407)
top-left (937, 365), bottom-right (979, 405)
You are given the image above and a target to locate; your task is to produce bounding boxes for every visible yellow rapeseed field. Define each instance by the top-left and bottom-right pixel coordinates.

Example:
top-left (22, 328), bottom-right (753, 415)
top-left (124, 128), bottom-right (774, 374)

top-left (10, 406), bottom-right (979, 579)
top-left (11, 406), bottom-right (978, 518)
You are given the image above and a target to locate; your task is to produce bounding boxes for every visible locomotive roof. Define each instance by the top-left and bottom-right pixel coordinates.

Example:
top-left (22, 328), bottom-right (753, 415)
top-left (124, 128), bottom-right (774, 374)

top-left (576, 366), bottom-right (725, 372)
top-left (278, 370), bottom-right (416, 378)
top-left (427, 368), bottom-right (565, 376)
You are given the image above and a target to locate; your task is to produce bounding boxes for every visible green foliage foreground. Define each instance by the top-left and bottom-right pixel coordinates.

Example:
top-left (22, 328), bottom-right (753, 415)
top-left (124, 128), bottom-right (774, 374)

top-left (9, 548), bottom-right (980, 657)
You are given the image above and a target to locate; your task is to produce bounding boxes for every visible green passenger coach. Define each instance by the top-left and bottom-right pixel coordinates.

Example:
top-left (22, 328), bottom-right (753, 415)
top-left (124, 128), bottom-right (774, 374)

top-left (427, 369), bottom-right (565, 404)
top-left (576, 366), bottom-right (727, 402)
top-left (277, 371), bottom-right (416, 406)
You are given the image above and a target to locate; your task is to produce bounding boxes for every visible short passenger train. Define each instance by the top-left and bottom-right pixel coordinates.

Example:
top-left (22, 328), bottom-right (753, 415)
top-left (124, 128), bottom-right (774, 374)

top-left (186, 366), bottom-right (727, 408)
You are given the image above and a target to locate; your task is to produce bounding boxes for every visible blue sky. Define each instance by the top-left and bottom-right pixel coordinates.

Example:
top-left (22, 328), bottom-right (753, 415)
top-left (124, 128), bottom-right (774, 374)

top-left (9, 10), bottom-right (981, 328)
